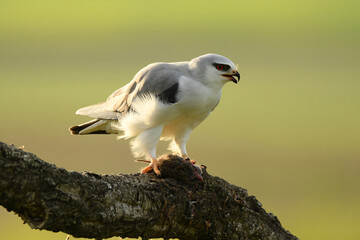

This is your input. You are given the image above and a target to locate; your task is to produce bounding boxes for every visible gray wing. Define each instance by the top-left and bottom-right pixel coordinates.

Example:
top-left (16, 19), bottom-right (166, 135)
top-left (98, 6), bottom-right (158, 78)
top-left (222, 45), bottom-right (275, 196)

top-left (76, 63), bottom-right (184, 119)
top-left (75, 102), bottom-right (120, 119)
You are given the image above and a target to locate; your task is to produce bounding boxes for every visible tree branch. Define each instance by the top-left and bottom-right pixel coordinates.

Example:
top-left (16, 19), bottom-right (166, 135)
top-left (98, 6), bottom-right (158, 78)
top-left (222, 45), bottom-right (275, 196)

top-left (0, 141), bottom-right (298, 240)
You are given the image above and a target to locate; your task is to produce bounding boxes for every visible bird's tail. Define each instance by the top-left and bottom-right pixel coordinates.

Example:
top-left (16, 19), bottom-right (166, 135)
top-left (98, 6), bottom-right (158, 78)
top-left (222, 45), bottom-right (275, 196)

top-left (69, 119), bottom-right (117, 135)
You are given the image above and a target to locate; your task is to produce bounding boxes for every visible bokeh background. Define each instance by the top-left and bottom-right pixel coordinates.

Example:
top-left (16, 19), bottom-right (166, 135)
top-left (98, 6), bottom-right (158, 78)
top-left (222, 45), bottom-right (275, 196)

top-left (1, 0), bottom-right (359, 239)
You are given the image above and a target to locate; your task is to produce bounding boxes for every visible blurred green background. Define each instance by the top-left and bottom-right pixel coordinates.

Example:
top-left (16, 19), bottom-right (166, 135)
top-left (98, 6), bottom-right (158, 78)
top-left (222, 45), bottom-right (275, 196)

top-left (1, 0), bottom-right (359, 239)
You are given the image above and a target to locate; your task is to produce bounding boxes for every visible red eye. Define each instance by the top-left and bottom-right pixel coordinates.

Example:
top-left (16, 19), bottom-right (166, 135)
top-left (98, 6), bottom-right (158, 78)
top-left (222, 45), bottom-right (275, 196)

top-left (216, 64), bottom-right (224, 70)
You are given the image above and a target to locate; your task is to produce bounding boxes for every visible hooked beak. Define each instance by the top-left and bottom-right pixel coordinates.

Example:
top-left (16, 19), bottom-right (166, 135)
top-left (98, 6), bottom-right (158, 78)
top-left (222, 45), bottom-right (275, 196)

top-left (222, 70), bottom-right (240, 84)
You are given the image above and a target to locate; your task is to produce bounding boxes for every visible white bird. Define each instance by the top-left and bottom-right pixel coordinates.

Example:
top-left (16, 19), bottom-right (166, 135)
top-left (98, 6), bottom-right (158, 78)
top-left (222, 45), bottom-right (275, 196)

top-left (69, 53), bottom-right (240, 175)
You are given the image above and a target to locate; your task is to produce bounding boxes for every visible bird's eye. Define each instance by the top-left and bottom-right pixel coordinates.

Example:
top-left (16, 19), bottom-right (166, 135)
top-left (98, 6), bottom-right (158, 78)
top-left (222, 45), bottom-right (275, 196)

top-left (213, 63), bottom-right (230, 72)
top-left (216, 64), bottom-right (224, 71)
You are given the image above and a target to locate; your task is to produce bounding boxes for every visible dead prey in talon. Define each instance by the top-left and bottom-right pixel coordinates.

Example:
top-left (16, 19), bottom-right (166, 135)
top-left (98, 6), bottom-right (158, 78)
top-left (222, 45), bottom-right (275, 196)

top-left (136, 158), bottom-right (203, 181)
top-left (69, 53), bottom-right (240, 176)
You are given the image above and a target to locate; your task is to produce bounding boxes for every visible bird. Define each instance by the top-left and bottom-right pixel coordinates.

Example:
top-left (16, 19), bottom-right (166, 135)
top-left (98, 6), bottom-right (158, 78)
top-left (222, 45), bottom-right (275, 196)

top-left (69, 53), bottom-right (240, 175)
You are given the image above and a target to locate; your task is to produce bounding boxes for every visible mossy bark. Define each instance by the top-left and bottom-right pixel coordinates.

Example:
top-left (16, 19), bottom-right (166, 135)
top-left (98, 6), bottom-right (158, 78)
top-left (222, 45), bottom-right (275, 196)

top-left (0, 141), bottom-right (298, 240)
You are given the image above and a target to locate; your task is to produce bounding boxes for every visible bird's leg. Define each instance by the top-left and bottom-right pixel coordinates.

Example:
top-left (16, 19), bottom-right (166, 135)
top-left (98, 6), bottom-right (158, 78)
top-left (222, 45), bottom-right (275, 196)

top-left (133, 125), bottom-right (163, 176)
top-left (172, 129), bottom-right (196, 164)
top-left (141, 158), bottom-right (160, 176)
top-left (152, 158), bottom-right (160, 175)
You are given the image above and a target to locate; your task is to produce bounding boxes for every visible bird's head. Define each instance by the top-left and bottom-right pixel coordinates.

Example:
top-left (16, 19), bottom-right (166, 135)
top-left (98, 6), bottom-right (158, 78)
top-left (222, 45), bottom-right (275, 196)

top-left (189, 53), bottom-right (240, 87)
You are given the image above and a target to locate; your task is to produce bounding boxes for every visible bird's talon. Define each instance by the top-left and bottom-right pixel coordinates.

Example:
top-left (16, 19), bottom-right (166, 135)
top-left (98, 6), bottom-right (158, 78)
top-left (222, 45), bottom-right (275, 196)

top-left (141, 158), bottom-right (161, 176)
top-left (153, 167), bottom-right (161, 176)
top-left (141, 165), bottom-right (153, 174)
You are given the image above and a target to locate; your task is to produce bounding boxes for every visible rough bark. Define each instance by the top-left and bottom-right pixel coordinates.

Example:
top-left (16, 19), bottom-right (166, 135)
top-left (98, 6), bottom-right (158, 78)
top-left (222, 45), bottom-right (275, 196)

top-left (0, 141), bottom-right (298, 240)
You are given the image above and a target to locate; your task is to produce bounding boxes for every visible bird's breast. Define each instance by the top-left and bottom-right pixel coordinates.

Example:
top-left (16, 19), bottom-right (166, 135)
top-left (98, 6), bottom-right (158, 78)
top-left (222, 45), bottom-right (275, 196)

top-left (166, 79), bottom-right (221, 125)
top-left (178, 79), bottom-right (221, 111)
top-left (158, 77), bottom-right (223, 139)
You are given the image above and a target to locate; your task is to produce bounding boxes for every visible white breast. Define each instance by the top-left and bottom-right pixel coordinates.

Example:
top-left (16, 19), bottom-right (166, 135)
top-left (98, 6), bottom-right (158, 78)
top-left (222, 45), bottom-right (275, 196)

top-left (161, 77), bottom-right (222, 138)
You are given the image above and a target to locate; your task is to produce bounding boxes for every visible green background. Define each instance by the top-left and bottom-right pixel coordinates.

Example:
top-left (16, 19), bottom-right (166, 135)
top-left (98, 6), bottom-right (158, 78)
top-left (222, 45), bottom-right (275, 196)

top-left (1, 0), bottom-right (359, 239)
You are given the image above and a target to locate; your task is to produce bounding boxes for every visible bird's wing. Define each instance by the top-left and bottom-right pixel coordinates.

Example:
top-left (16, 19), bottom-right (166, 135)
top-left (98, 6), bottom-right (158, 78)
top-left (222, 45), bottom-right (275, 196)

top-left (106, 63), bottom-right (183, 112)
top-left (76, 63), bottom-right (184, 119)
top-left (75, 102), bottom-right (119, 119)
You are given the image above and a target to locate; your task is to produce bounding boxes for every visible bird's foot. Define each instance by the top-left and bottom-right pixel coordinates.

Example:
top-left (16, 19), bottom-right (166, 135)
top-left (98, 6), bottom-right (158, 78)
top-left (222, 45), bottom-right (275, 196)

top-left (141, 158), bottom-right (161, 176)
top-left (182, 154), bottom-right (196, 165)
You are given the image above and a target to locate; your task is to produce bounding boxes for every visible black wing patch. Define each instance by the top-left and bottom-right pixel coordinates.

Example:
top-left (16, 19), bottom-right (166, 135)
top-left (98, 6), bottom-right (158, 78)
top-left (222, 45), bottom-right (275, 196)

top-left (158, 83), bottom-right (179, 104)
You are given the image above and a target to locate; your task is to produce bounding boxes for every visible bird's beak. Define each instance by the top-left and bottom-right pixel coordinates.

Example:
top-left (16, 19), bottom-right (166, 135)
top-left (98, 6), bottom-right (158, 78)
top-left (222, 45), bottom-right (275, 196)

top-left (232, 71), bottom-right (240, 84)
top-left (222, 70), bottom-right (240, 84)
